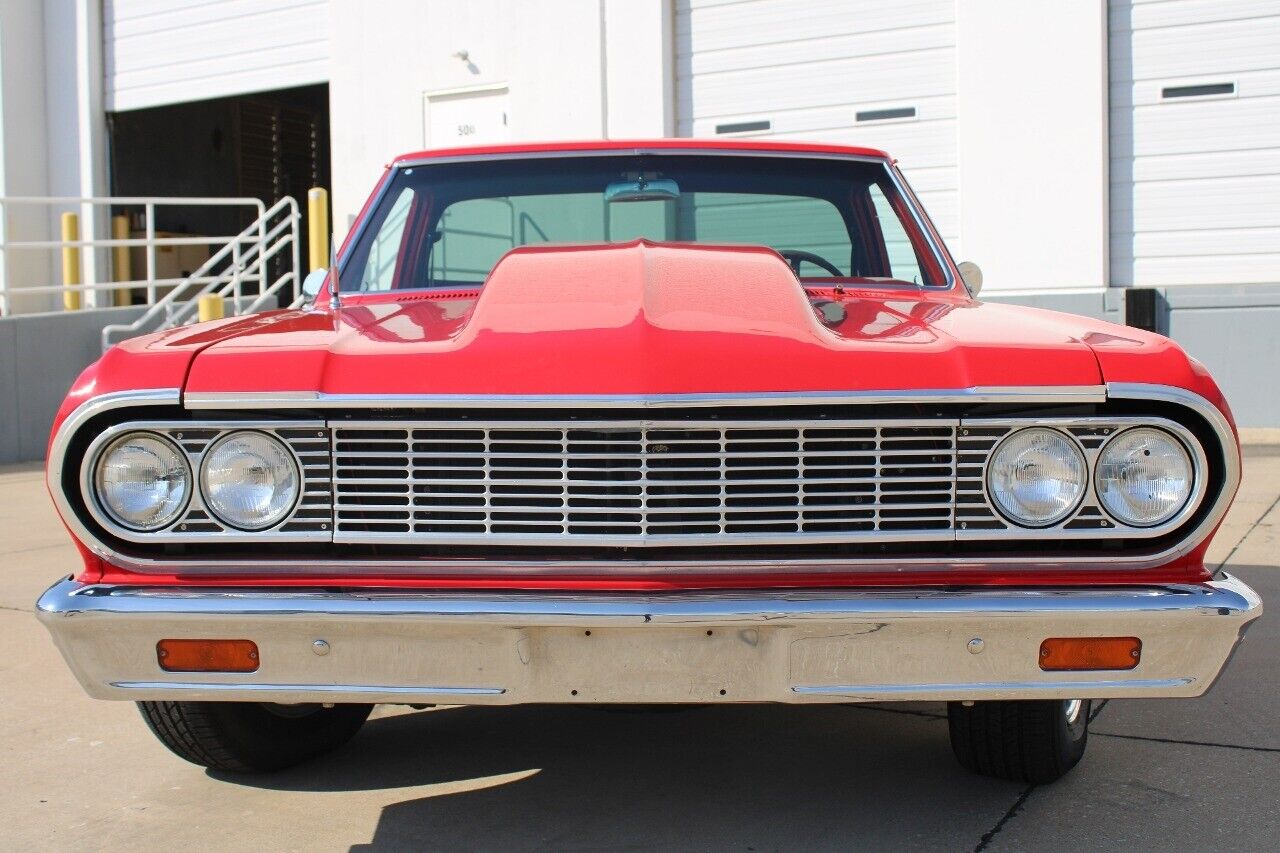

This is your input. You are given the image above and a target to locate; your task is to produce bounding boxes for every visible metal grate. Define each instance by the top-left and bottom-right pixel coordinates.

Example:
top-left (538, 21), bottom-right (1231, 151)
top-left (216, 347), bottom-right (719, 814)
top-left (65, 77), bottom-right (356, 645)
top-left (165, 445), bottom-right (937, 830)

top-left (332, 419), bottom-right (959, 546)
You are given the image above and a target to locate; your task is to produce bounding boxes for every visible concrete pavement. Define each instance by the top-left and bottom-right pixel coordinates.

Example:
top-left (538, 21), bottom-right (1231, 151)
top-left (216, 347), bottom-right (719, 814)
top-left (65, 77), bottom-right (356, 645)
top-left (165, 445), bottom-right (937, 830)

top-left (1, 451), bottom-right (1276, 852)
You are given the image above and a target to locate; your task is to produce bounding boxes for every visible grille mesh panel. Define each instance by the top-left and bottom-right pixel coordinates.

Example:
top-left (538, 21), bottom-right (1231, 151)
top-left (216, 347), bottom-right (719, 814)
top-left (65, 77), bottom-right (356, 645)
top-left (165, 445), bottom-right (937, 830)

top-left (333, 420), bottom-right (958, 545)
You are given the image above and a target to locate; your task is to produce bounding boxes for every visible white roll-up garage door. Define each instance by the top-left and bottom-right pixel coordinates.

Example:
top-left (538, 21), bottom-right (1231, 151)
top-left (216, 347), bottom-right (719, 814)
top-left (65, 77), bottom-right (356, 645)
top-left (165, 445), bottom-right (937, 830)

top-left (104, 0), bottom-right (330, 112)
top-left (1109, 0), bottom-right (1280, 287)
top-left (675, 0), bottom-right (960, 249)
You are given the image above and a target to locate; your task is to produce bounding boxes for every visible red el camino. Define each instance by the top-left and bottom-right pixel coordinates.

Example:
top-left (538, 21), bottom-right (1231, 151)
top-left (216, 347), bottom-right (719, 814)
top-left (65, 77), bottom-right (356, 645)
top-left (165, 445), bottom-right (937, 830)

top-left (37, 140), bottom-right (1261, 783)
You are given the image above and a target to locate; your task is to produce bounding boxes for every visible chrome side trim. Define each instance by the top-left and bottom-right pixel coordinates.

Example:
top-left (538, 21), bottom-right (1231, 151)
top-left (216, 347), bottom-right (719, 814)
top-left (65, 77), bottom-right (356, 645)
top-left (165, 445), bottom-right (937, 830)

top-left (791, 679), bottom-right (1194, 696)
top-left (36, 574), bottom-right (1262, 703)
top-left (182, 385), bottom-right (1107, 410)
top-left (110, 682), bottom-right (506, 696)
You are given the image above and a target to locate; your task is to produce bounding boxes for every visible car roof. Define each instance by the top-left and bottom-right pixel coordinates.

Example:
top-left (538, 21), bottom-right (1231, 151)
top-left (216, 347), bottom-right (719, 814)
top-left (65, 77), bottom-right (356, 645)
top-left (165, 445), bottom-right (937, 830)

top-left (390, 138), bottom-right (893, 165)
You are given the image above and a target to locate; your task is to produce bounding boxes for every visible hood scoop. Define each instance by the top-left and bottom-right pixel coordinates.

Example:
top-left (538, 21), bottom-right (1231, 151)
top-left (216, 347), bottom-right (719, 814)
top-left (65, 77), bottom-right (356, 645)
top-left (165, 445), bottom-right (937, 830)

top-left (455, 239), bottom-right (828, 344)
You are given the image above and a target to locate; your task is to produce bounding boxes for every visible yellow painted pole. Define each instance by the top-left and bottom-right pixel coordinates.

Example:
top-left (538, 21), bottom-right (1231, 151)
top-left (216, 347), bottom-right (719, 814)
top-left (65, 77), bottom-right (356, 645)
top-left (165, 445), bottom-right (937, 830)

top-left (197, 294), bottom-right (224, 322)
top-left (61, 212), bottom-right (81, 311)
top-left (111, 214), bottom-right (132, 307)
top-left (307, 187), bottom-right (329, 272)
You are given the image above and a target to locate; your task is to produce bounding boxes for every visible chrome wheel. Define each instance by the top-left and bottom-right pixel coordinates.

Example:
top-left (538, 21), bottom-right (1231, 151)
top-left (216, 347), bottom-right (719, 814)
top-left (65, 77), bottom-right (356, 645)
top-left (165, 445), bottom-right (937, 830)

top-left (1064, 698), bottom-right (1084, 725)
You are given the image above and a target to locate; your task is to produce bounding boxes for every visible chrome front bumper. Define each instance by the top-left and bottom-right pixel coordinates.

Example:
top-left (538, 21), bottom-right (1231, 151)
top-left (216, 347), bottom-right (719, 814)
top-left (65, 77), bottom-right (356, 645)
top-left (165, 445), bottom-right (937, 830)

top-left (36, 575), bottom-right (1261, 705)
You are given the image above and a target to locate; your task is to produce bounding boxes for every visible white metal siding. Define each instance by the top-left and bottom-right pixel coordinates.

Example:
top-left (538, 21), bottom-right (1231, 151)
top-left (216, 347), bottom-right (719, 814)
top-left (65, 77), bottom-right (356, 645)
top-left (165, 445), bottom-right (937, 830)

top-left (1109, 0), bottom-right (1280, 286)
top-left (104, 0), bottom-right (331, 112)
top-left (675, 0), bottom-right (960, 248)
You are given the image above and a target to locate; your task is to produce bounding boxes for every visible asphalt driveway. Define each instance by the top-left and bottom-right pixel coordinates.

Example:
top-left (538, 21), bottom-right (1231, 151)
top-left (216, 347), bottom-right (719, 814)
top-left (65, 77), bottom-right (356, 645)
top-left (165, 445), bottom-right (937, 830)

top-left (2, 448), bottom-right (1277, 851)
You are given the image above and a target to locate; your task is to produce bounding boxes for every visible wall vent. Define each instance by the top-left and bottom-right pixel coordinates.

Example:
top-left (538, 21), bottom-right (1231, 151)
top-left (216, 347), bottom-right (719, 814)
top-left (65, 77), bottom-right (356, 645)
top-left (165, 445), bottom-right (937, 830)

top-left (856, 106), bottom-right (916, 122)
top-left (714, 119), bottom-right (771, 134)
top-left (1161, 82), bottom-right (1235, 99)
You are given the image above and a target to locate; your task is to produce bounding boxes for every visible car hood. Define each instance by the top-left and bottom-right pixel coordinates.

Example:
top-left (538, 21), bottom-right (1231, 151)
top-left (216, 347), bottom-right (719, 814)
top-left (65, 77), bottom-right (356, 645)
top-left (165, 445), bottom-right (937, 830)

top-left (180, 240), bottom-right (1108, 397)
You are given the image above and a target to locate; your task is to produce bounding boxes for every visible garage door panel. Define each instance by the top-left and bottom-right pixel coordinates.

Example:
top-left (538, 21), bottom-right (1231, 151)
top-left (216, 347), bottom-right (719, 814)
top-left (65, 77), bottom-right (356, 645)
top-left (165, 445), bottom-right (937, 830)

top-left (683, 51), bottom-right (954, 120)
top-left (684, 24), bottom-right (954, 76)
top-left (1113, 147), bottom-right (1280, 184)
top-left (1110, 15), bottom-right (1280, 81)
top-left (105, 0), bottom-right (329, 111)
top-left (1121, 227), bottom-right (1280, 260)
top-left (1109, 66), bottom-right (1280, 110)
top-left (677, 0), bottom-right (955, 52)
top-left (1118, 174), bottom-right (1280, 232)
top-left (1114, 0), bottom-right (1280, 31)
top-left (1112, 96), bottom-right (1280, 158)
top-left (1109, 0), bottom-right (1279, 287)
top-left (680, 95), bottom-right (955, 150)
top-left (1117, 254), bottom-right (1280, 287)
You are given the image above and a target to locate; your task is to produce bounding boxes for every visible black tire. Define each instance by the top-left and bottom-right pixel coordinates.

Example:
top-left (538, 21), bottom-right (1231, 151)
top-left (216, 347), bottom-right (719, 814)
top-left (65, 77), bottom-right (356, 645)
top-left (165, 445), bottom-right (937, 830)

top-left (138, 701), bottom-right (373, 772)
top-left (947, 699), bottom-right (1090, 784)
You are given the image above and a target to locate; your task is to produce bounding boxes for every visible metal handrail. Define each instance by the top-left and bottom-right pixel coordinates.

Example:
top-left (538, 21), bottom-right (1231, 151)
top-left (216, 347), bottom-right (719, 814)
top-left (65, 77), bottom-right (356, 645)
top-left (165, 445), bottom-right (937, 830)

top-left (100, 197), bottom-right (300, 350)
top-left (0, 195), bottom-right (266, 316)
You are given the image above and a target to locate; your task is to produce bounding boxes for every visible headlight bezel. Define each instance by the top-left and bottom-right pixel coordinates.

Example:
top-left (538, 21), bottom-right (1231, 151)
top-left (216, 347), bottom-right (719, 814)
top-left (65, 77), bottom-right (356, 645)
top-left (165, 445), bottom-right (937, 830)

top-left (198, 429), bottom-right (303, 531)
top-left (1094, 426), bottom-right (1196, 528)
top-left (90, 430), bottom-right (193, 532)
top-left (985, 426), bottom-right (1089, 528)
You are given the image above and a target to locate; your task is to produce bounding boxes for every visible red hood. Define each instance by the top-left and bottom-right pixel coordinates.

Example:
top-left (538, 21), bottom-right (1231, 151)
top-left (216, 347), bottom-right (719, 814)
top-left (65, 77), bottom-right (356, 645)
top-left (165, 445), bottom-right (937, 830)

top-left (180, 240), bottom-right (1113, 396)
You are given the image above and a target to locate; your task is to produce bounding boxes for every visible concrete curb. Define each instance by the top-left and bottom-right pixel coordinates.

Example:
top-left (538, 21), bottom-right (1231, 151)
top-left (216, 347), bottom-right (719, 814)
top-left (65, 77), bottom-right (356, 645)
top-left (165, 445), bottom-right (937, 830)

top-left (1239, 428), bottom-right (1280, 446)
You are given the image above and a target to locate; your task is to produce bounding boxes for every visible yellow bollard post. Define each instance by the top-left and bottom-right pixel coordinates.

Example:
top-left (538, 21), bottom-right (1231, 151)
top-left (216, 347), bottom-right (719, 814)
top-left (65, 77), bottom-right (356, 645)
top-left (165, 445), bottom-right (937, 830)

top-left (111, 214), bottom-right (132, 307)
top-left (197, 294), bottom-right (224, 322)
top-left (61, 212), bottom-right (82, 310)
top-left (307, 187), bottom-right (329, 272)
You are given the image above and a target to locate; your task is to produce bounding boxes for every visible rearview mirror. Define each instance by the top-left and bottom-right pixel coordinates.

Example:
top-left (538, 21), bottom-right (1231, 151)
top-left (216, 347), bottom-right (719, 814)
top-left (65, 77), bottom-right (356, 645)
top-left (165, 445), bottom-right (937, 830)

top-left (957, 261), bottom-right (983, 296)
top-left (301, 268), bottom-right (328, 303)
top-left (605, 177), bottom-right (680, 203)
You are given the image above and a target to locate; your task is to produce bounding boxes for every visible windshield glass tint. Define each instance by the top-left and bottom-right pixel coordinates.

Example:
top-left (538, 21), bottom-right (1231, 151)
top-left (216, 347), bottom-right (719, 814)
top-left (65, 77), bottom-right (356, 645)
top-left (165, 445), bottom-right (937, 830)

top-left (343, 154), bottom-right (945, 291)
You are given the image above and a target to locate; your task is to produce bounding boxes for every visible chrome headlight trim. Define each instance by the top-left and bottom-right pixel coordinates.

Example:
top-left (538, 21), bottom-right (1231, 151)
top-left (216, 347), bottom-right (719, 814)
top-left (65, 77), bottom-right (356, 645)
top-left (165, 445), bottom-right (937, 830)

top-left (198, 430), bottom-right (303, 531)
top-left (984, 427), bottom-right (1088, 528)
top-left (91, 430), bottom-right (192, 531)
top-left (1095, 426), bottom-right (1196, 528)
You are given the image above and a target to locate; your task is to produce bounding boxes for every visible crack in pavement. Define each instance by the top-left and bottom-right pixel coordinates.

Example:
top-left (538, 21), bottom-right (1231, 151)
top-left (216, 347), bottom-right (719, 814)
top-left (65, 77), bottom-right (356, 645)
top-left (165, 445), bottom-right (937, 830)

top-left (1092, 731), bottom-right (1280, 754)
top-left (973, 784), bottom-right (1036, 852)
top-left (1214, 490), bottom-right (1280, 573)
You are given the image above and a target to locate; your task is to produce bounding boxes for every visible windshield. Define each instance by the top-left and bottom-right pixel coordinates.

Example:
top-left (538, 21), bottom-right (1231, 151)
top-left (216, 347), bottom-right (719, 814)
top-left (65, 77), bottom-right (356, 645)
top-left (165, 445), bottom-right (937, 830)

top-left (342, 154), bottom-right (948, 292)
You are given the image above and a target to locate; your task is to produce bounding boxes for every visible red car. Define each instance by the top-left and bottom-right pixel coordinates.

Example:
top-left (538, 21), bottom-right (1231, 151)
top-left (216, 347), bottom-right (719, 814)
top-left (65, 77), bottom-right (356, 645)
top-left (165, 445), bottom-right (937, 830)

top-left (37, 140), bottom-right (1261, 783)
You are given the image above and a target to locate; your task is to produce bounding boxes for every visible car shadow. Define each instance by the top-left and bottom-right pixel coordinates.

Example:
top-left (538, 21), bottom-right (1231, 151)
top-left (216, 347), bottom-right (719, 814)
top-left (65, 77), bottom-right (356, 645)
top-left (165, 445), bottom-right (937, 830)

top-left (215, 702), bottom-right (1022, 851)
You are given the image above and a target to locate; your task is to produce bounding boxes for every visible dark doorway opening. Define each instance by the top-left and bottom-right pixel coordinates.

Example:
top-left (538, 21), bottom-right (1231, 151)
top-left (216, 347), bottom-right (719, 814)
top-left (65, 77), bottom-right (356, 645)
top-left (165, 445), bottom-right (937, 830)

top-left (107, 83), bottom-right (330, 298)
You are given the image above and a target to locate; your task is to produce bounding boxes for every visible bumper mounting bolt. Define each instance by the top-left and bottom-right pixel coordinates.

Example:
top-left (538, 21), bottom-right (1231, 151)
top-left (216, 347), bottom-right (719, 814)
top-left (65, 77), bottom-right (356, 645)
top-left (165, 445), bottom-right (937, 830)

top-left (312, 639), bottom-right (330, 656)
top-left (967, 638), bottom-right (985, 654)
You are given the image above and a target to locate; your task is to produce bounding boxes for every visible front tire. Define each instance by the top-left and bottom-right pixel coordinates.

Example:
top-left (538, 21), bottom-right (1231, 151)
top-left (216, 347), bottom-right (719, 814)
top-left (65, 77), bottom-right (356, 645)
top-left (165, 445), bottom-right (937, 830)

top-left (947, 699), bottom-right (1090, 784)
top-left (138, 701), bottom-right (373, 772)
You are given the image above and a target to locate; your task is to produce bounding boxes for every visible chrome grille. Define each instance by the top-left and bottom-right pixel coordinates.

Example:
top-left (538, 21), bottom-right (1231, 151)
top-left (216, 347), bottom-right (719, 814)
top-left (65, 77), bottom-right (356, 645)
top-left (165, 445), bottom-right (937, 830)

top-left (332, 420), bottom-right (959, 545)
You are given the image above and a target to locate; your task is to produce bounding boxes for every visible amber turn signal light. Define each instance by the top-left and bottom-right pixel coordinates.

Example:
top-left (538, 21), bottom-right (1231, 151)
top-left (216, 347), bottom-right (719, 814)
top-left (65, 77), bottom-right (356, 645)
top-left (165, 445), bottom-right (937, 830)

top-left (157, 639), bottom-right (259, 673)
top-left (1039, 637), bottom-right (1140, 671)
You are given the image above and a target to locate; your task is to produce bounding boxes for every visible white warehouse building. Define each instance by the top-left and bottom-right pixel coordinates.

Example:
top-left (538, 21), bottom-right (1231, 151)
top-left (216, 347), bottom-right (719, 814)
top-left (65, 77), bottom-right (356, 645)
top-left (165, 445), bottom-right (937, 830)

top-left (0, 0), bottom-right (1277, 450)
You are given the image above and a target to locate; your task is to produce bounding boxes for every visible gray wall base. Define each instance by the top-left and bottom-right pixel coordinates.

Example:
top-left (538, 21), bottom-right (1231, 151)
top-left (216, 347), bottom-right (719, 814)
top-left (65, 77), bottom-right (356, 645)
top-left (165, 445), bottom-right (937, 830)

top-left (1, 296), bottom-right (277, 465)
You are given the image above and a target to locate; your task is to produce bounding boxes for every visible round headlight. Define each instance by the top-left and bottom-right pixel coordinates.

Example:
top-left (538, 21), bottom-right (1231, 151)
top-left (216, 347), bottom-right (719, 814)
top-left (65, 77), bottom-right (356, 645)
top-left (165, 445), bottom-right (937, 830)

top-left (199, 431), bottom-right (300, 530)
top-left (94, 432), bottom-right (190, 531)
top-left (1096, 427), bottom-right (1193, 527)
top-left (987, 428), bottom-right (1087, 527)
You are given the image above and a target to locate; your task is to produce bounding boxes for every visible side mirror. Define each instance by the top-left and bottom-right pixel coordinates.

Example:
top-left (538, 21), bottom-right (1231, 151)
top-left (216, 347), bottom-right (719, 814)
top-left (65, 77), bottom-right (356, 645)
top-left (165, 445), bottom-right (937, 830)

top-left (301, 268), bottom-right (328, 303)
top-left (957, 261), bottom-right (983, 296)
